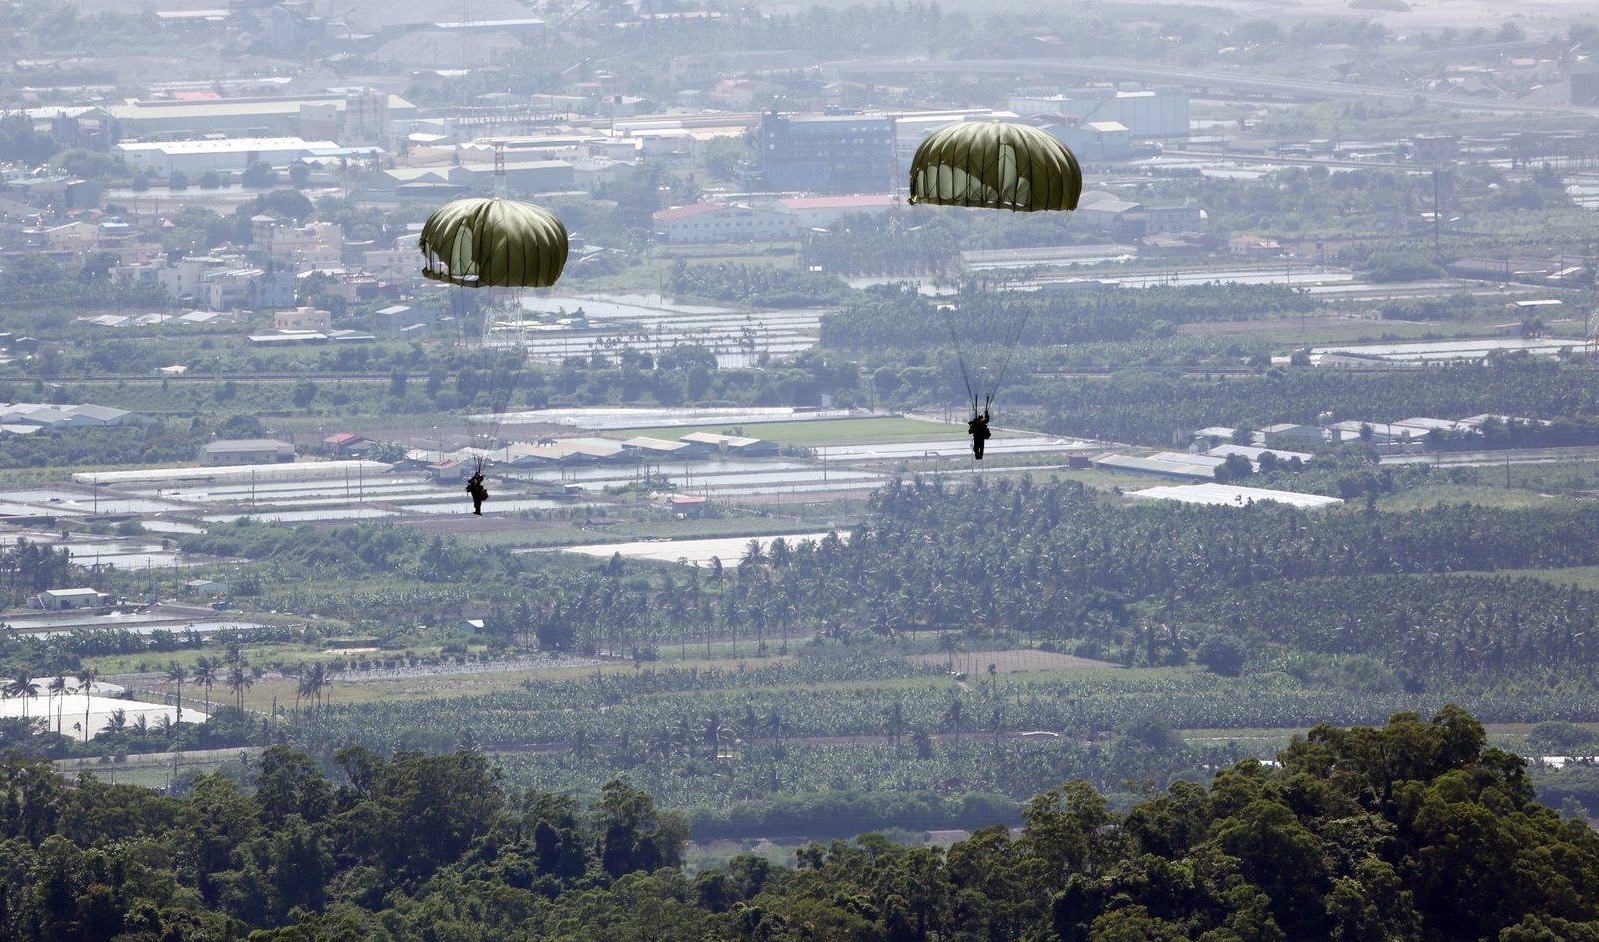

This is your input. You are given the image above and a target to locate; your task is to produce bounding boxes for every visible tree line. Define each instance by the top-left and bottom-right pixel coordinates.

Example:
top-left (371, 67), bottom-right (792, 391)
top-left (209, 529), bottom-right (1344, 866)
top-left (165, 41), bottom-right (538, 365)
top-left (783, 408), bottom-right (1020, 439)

top-left (5, 708), bottom-right (1599, 940)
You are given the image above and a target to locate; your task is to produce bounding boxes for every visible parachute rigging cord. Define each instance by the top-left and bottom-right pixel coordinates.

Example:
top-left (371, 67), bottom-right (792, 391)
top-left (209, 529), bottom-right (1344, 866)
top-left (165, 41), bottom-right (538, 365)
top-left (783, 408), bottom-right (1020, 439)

top-left (940, 292), bottom-right (1035, 417)
top-left (466, 290), bottom-right (529, 456)
top-left (905, 120), bottom-right (1081, 420)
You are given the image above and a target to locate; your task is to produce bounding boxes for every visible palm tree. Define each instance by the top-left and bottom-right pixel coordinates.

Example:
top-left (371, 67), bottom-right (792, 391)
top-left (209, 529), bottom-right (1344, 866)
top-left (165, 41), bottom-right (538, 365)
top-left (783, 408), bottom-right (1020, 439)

top-left (166, 662), bottom-right (187, 724)
top-left (939, 631), bottom-right (961, 673)
top-left (704, 710), bottom-right (734, 760)
top-left (297, 663), bottom-right (327, 714)
top-left (945, 695), bottom-right (964, 757)
top-left (649, 727), bottom-right (675, 764)
top-left (227, 663), bottom-right (252, 712)
top-left (48, 676), bottom-right (66, 735)
top-left (76, 667), bottom-right (98, 741)
top-left (886, 700), bottom-right (906, 755)
top-left (193, 658), bottom-right (216, 714)
top-left (312, 662), bottom-right (328, 711)
top-left (6, 672), bottom-right (39, 720)
top-left (102, 708), bottom-right (128, 737)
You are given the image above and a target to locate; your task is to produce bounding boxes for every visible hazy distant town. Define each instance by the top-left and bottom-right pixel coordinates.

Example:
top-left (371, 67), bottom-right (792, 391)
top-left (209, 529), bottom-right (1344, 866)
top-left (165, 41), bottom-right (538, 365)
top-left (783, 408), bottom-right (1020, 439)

top-left (5, 1), bottom-right (1599, 939)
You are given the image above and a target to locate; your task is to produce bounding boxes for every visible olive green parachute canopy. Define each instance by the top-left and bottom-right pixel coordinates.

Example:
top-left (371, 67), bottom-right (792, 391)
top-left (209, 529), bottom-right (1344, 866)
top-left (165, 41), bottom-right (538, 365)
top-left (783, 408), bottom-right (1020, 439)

top-left (907, 121), bottom-right (1083, 212)
top-left (418, 197), bottom-right (569, 288)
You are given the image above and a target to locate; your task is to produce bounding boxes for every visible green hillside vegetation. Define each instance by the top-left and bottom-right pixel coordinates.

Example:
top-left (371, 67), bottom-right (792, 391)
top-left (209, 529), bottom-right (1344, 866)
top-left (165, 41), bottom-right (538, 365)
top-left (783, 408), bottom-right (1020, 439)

top-left (4, 709), bottom-right (1599, 940)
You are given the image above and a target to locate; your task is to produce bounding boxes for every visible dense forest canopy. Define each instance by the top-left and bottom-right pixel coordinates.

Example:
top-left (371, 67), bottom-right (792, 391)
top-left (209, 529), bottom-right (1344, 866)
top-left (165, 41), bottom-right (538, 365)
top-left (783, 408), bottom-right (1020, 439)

top-left (4, 709), bottom-right (1599, 940)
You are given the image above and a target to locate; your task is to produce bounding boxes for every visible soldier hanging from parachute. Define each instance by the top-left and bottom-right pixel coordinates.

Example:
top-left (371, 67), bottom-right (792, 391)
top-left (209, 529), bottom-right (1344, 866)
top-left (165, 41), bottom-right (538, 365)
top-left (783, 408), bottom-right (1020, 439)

top-left (906, 121), bottom-right (1082, 460)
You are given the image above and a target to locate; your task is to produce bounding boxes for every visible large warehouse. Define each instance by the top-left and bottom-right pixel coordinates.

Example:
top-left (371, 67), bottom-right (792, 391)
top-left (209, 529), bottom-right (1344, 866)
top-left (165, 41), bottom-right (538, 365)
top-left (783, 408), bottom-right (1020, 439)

top-left (114, 138), bottom-right (340, 175)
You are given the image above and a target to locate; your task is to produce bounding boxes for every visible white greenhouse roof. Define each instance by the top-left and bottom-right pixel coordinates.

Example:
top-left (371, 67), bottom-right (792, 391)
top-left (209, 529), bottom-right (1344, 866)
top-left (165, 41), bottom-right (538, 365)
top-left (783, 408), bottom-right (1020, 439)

top-left (73, 460), bottom-right (392, 487)
top-left (1129, 483), bottom-right (1343, 509)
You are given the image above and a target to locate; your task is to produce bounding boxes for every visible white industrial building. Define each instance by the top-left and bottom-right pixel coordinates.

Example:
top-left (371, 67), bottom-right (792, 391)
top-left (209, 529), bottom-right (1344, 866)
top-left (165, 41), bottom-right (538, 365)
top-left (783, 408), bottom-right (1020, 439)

top-left (201, 439), bottom-right (296, 466)
top-left (115, 137), bottom-right (339, 175)
top-left (106, 91), bottom-right (413, 141)
top-left (1009, 87), bottom-right (1189, 139)
top-left (0, 403), bottom-right (150, 428)
top-left (652, 202), bottom-right (797, 243)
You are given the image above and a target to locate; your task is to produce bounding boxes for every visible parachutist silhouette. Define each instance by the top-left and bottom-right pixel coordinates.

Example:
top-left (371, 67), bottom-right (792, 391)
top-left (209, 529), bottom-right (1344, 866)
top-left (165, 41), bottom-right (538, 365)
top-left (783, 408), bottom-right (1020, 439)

top-left (968, 400), bottom-right (992, 460)
top-left (466, 464), bottom-right (488, 515)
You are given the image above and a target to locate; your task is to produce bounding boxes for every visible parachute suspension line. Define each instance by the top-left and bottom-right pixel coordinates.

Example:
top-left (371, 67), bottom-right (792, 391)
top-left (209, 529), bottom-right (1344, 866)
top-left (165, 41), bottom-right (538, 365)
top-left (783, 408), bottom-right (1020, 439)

top-left (912, 197), bottom-right (977, 410)
top-left (984, 208), bottom-right (1076, 405)
top-left (940, 304), bottom-right (978, 409)
top-left (984, 300), bottom-right (1036, 408)
top-left (474, 287), bottom-right (527, 455)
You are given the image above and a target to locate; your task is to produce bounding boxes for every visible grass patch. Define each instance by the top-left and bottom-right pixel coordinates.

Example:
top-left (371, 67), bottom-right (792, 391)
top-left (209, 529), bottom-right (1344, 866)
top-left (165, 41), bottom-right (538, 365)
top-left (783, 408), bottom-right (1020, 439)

top-left (1467, 566), bottom-right (1599, 592)
top-left (1045, 468), bottom-right (1169, 492)
top-left (1375, 484), bottom-right (1566, 512)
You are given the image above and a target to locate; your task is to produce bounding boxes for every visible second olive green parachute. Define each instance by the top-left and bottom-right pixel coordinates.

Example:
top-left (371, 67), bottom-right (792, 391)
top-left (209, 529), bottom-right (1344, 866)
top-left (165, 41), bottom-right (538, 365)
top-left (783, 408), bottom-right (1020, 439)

top-left (418, 197), bottom-right (568, 288)
top-left (907, 120), bottom-right (1082, 213)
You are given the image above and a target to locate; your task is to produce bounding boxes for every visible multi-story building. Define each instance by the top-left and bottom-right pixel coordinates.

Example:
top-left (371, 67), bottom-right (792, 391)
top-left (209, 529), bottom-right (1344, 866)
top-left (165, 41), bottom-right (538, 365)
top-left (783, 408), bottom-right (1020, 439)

top-left (274, 306), bottom-right (332, 331)
top-left (260, 220), bottom-right (344, 265)
top-left (759, 113), bottom-right (895, 193)
top-left (205, 267), bottom-right (294, 312)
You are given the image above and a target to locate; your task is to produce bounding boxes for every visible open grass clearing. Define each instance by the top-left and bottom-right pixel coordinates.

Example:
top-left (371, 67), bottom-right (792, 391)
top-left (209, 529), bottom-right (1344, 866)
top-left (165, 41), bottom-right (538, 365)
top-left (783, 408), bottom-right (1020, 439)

top-left (909, 649), bottom-right (1117, 674)
top-left (1044, 467), bottom-right (1177, 492)
top-left (685, 839), bottom-right (800, 873)
top-left (1375, 484), bottom-right (1568, 512)
top-left (1460, 565), bottom-right (1599, 592)
top-left (235, 651), bottom-right (820, 710)
top-left (1178, 317), bottom-right (1517, 347)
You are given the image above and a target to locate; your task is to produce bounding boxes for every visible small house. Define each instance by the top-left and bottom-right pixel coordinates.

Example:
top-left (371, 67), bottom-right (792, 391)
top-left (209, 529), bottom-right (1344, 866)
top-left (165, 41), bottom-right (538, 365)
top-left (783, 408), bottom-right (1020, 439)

top-left (36, 587), bottom-right (109, 611)
top-left (1260, 423), bottom-right (1326, 449)
top-left (202, 439), bottom-right (295, 466)
top-left (666, 494), bottom-right (708, 518)
top-left (184, 579), bottom-right (231, 597)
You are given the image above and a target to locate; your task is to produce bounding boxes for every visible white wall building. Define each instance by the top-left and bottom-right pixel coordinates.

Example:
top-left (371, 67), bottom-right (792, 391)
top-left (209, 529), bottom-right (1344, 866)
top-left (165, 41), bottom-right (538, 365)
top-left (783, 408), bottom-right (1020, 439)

top-left (772, 194), bottom-right (897, 228)
top-left (115, 137), bottom-right (339, 175)
top-left (652, 203), bottom-right (797, 243)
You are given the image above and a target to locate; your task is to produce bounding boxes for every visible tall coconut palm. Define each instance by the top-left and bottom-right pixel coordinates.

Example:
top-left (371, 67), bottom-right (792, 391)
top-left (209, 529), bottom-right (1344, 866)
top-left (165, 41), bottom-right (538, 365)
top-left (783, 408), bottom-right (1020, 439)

top-left (193, 658), bottom-right (216, 714)
top-left (886, 700), bottom-right (906, 755)
top-left (227, 663), bottom-right (252, 712)
top-left (297, 663), bottom-right (327, 714)
top-left (166, 662), bottom-right (187, 724)
top-left (76, 667), bottom-right (98, 742)
top-left (945, 695), bottom-right (964, 757)
top-left (48, 676), bottom-right (66, 735)
top-left (311, 662), bottom-right (327, 711)
top-left (6, 672), bottom-right (39, 720)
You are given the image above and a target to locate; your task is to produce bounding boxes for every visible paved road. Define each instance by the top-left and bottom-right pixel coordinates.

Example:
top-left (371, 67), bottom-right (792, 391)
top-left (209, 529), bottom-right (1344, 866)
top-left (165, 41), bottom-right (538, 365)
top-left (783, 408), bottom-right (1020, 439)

top-left (1382, 445), bottom-right (1599, 467)
top-left (825, 57), bottom-right (1598, 116)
